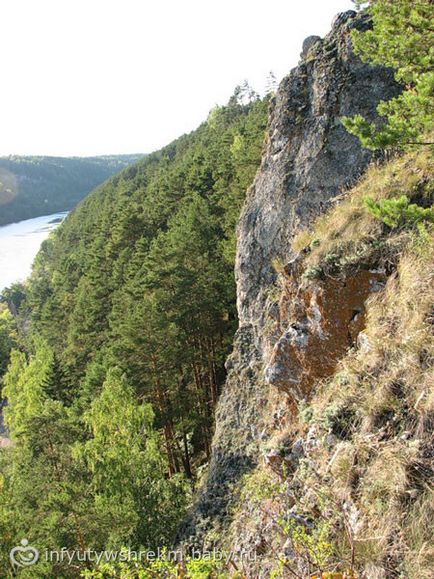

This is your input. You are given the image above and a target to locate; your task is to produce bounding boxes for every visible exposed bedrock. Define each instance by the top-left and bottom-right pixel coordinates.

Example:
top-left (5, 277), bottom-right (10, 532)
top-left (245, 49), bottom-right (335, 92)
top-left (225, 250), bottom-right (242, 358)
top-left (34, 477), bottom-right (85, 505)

top-left (178, 10), bottom-right (400, 543)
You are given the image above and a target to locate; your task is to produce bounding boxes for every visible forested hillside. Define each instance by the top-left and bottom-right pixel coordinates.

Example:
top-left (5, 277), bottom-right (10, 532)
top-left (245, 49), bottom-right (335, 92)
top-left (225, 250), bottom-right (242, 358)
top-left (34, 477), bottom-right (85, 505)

top-left (0, 0), bottom-right (432, 577)
top-left (0, 89), bottom-right (269, 576)
top-left (0, 154), bottom-right (143, 225)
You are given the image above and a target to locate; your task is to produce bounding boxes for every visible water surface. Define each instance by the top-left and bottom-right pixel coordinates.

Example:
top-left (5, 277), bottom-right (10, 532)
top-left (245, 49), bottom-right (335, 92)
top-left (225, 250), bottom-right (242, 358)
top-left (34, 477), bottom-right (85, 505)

top-left (0, 212), bottom-right (67, 291)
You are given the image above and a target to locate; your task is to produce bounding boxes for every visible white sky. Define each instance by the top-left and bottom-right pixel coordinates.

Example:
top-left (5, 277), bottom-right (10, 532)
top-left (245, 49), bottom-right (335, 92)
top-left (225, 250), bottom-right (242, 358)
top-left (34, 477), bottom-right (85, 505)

top-left (1, 0), bottom-right (354, 157)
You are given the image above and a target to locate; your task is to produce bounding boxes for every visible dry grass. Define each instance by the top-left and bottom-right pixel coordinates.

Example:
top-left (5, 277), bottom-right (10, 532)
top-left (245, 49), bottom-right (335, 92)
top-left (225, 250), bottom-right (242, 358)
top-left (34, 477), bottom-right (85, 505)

top-left (404, 489), bottom-right (434, 578)
top-left (228, 150), bottom-right (434, 578)
top-left (292, 149), bottom-right (434, 275)
top-left (306, 226), bottom-right (434, 576)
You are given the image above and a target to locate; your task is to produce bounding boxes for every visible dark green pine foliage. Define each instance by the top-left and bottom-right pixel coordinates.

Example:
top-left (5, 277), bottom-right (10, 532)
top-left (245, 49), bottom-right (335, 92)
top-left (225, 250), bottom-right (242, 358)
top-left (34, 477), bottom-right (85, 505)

top-left (0, 90), bottom-right (268, 576)
top-left (0, 154), bottom-right (143, 226)
top-left (344, 0), bottom-right (434, 149)
top-left (27, 92), bottom-right (268, 471)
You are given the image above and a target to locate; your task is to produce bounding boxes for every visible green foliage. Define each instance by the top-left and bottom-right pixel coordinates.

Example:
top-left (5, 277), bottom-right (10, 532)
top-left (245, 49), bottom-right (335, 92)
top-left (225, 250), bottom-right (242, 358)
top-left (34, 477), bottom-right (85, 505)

top-left (411, 221), bottom-right (434, 257)
top-left (0, 347), bottom-right (189, 576)
top-left (0, 340), bottom-right (92, 577)
top-left (0, 305), bottom-right (15, 386)
top-left (237, 469), bottom-right (283, 510)
top-left (81, 552), bottom-right (228, 578)
top-left (0, 154), bottom-right (142, 226)
top-left (0, 282), bottom-right (26, 316)
top-left (342, 0), bottom-right (434, 149)
top-left (364, 195), bottom-right (434, 228)
top-left (26, 91), bottom-right (268, 474)
top-left (235, 467), bottom-right (337, 577)
top-left (2, 339), bottom-right (52, 439)
top-left (0, 91), bottom-right (268, 576)
top-left (279, 518), bottom-right (334, 573)
top-left (302, 264), bottom-right (323, 281)
top-left (77, 368), bottom-right (189, 549)
top-left (298, 399), bottom-right (314, 425)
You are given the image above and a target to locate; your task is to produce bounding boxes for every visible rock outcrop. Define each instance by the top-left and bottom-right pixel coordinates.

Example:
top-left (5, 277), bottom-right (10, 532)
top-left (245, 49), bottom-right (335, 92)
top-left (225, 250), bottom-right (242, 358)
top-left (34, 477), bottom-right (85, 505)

top-left (179, 10), bottom-right (400, 543)
top-left (264, 260), bottom-right (387, 400)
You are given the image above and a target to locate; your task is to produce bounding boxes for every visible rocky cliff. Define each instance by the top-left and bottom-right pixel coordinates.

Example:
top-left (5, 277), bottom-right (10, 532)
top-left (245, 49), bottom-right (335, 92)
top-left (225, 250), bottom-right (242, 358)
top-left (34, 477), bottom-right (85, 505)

top-left (179, 9), bottom-right (401, 546)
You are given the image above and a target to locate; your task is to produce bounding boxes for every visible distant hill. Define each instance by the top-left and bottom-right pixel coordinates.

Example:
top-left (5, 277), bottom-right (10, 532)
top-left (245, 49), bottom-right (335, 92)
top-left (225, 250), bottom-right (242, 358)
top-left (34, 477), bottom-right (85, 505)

top-left (0, 154), bottom-right (143, 226)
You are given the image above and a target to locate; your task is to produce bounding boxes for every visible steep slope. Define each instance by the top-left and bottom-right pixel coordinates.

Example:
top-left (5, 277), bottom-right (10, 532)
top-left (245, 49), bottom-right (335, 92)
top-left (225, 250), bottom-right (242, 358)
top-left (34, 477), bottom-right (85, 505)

top-left (227, 148), bottom-right (434, 578)
top-left (179, 10), bottom-right (401, 544)
top-left (0, 154), bottom-right (142, 226)
top-left (1, 5), bottom-right (431, 577)
top-left (0, 94), bottom-right (269, 576)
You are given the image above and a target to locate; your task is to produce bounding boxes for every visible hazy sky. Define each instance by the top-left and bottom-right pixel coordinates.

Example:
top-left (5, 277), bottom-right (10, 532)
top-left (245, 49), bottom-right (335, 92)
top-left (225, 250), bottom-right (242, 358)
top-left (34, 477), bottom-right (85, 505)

top-left (1, 0), bottom-right (354, 157)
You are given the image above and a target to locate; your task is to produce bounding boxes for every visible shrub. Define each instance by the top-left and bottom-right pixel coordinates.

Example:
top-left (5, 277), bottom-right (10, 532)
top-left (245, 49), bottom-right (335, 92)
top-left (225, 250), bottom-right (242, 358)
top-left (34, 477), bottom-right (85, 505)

top-left (364, 195), bottom-right (434, 229)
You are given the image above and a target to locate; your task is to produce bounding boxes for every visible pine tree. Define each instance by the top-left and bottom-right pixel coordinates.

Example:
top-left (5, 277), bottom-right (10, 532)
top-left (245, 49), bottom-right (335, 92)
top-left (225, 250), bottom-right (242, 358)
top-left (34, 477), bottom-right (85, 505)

top-left (343, 0), bottom-right (434, 148)
top-left (1, 91), bottom-right (269, 575)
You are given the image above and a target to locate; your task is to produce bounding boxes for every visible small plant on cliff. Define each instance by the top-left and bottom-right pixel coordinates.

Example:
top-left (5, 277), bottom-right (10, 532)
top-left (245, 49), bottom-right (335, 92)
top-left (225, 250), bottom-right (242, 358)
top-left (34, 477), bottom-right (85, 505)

top-left (278, 517), bottom-right (334, 576)
top-left (364, 195), bottom-right (434, 229)
top-left (302, 264), bottom-right (323, 281)
top-left (291, 148), bottom-right (434, 279)
top-left (343, 0), bottom-right (434, 149)
top-left (81, 554), bottom-right (227, 578)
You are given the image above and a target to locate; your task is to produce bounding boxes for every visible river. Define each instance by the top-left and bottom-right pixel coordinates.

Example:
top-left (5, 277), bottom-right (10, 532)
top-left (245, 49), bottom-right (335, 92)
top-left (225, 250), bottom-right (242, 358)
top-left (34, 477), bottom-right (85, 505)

top-left (0, 212), bottom-right (67, 291)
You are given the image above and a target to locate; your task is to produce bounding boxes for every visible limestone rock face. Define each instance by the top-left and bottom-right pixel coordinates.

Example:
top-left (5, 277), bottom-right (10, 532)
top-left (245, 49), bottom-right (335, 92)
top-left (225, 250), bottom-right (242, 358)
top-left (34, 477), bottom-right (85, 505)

top-left (179, 10), bottom-right (400, 543)
top-left (236, 10), bottom-right (396, 333)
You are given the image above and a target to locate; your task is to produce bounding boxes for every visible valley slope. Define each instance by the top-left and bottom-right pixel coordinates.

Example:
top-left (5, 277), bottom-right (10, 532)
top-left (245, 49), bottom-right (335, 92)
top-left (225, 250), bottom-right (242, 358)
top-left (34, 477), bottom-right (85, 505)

top-left (0, 154), bottom-right (143, 226)
top-left (0, 5), bottom-right (433, 579)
